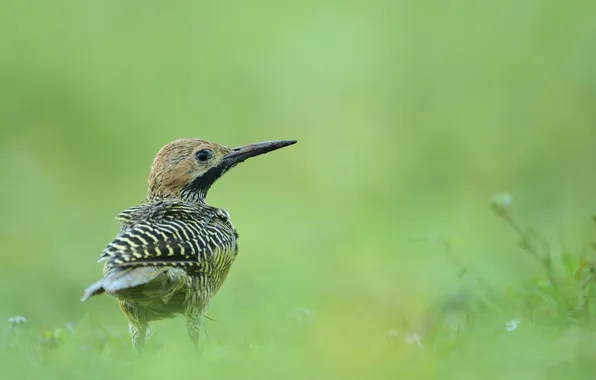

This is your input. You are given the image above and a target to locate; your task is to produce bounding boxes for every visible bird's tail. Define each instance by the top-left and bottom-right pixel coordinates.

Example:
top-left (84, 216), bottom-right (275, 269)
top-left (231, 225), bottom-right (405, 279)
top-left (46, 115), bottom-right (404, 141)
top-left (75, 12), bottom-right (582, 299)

top-left (81, 267), bottom-right (169, 302)
top-left (80, 279), bottom-right (106, 302)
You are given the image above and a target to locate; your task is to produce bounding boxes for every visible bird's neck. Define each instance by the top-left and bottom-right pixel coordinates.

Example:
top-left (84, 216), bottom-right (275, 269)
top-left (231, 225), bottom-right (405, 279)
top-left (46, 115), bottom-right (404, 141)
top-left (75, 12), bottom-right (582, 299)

top-left (147, 186), bottom-right (208, 204)
top-left (180, 186), bottom-right (209, 203)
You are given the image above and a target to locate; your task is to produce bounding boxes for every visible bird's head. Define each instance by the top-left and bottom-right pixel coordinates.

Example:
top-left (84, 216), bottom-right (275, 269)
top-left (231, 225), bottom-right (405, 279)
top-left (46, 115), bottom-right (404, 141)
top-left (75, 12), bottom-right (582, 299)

top-left (147, 138), bottom-right (296, 201)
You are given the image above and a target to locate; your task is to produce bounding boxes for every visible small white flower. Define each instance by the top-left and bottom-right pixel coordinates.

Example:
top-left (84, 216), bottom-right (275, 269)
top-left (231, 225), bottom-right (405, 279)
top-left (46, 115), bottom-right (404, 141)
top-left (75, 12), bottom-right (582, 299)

top-left (64, 322), bottom-right (76, 334)
top-left (7, 316), bottom-right (27, 325)
top-left (491, 192), bottom-right (513, 212)
top-left (404, 331), bottom-right (423, 348)
top-left (500, 193), bottom-right (513, 207)
top-left (291, 308), bottom-right (315, 324)
top-left (387, 329), bottom-right (398, 339)
top-left (505, 319), bottom-right (520, 332)
top-left (386, 329), bottom-right (398, 345)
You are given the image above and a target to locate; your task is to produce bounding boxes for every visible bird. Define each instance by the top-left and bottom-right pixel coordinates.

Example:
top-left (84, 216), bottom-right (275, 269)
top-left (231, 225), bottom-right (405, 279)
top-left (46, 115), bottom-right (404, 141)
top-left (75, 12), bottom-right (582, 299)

top-left (81, 137), bottom-right (296, 354)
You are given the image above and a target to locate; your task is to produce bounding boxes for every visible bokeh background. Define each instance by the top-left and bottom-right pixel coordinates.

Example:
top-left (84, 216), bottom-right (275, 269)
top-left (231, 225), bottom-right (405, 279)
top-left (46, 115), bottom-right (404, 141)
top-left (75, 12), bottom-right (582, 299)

top-left (1, 0), bottom-right (596, 378)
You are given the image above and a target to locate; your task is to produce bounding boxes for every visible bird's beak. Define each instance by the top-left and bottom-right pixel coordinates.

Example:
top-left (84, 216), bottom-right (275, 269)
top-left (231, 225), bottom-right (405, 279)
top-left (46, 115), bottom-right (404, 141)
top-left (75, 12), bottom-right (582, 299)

top-left (223, 140), bottom-right (297, 165)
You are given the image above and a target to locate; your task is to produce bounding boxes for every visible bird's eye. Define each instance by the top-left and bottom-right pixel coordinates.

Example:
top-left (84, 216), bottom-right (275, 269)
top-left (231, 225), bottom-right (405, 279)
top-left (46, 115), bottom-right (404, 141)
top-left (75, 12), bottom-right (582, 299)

top-left (195, 149), bottom-right (212, 162)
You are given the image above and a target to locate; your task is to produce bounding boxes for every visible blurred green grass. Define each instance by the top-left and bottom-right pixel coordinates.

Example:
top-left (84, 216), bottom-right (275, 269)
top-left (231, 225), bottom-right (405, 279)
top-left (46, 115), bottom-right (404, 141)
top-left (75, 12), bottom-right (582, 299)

top-left (1, 0), bottom-right (596, 378)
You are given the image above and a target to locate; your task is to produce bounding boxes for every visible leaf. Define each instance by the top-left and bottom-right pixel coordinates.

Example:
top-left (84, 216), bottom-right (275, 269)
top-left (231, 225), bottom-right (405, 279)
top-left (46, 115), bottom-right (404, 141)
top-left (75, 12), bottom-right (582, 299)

top-left (505, 286), bottom-right (517, 300)
top-left (561, 252), bottom-right (579, 279)
top-left (575, 260), bottom-right (594, 280)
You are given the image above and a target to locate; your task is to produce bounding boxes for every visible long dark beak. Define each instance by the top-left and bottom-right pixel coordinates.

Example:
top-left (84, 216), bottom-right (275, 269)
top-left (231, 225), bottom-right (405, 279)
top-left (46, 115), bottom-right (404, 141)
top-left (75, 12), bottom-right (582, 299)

top-left (223, 140), bottom-right (297, 165)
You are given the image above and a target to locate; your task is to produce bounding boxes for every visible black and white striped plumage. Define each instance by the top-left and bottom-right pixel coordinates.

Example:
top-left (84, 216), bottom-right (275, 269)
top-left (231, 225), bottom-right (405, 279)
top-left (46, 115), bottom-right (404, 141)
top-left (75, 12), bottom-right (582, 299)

top-left (82, 200), bottom-right (238, 352)
top-left (103, 200), bottom-right (237, 273)
top-left (81, 138), bottom-right (296, 354)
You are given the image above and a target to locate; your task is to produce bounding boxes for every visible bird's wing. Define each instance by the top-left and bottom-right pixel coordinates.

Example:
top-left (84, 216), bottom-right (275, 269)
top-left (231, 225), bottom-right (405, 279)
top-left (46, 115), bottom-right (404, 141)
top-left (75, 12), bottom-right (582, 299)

top-left (100, 201), bottom-right (237, 271)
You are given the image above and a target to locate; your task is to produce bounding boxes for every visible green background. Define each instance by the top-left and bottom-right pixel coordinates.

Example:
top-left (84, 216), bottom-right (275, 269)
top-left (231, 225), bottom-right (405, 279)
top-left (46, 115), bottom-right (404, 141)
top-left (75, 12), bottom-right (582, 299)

top-left (1, 0), bottom-right (596, 378)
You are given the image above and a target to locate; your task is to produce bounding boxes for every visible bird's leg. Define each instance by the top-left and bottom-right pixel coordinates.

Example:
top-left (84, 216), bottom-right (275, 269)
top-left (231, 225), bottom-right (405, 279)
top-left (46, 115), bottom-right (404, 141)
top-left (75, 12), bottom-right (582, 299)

top-left (128, 322), bottom-right (149, 355)
top-left (145, 325), bottom-right (154, 340)
top-left (185, 280), bottom-right (209, 352)
top-left (120, 301), bottom-right (149, 355)
top-left (186, 313), bottom-right (202, 352)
